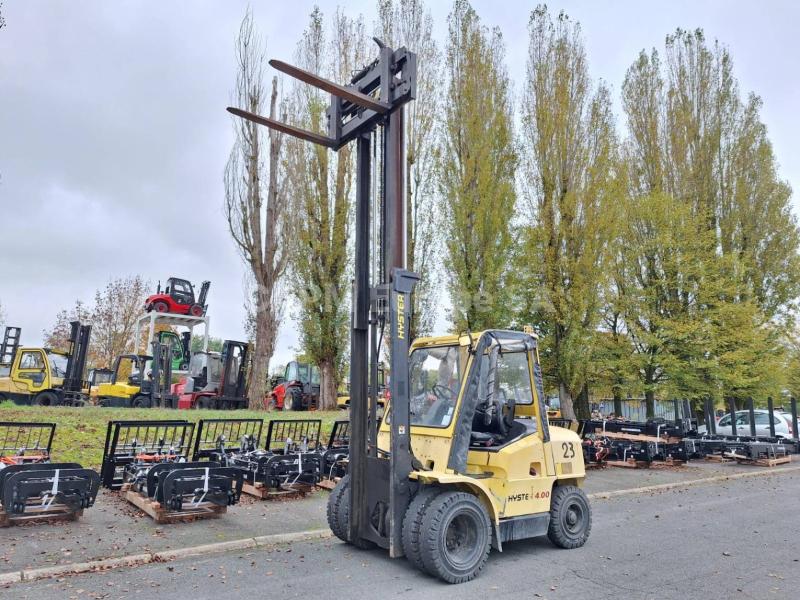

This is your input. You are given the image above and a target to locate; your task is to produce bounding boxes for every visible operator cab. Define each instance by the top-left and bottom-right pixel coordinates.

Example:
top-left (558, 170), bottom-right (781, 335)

top-left (164, 277), bottom-right (195, 305)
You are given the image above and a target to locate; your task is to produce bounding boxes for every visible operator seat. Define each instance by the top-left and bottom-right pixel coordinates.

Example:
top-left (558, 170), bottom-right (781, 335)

top-left (470, 390), bottom-right (517, 448)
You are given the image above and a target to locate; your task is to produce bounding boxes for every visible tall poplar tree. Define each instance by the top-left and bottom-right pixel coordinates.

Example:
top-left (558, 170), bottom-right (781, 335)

top-left (376, 0), bottom-right (441, 339)
top-left (518, 6), bottom-right (619, 420)
top-left (438, 0), bottom-right (516, 331)
top-left (286, 9), bottom-right (367, 410)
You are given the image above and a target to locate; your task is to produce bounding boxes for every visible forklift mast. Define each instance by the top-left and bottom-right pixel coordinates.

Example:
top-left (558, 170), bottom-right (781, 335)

top-left (149, 340), bottom-right (174, 405)
top-left (197, 281), bottom-right (211, 308)
top-left (228, 40), bottom-right (417, 554)
top-left (1, 326), bottom-right (22, 366)
top-left (219, 340), bottom-right (248, 399)
top-left (63, 321), bottom-right (92, 394)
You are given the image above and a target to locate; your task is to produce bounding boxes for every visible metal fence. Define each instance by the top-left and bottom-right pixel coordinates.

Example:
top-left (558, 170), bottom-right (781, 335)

top-left (594, 399), bottom-right (678, 421)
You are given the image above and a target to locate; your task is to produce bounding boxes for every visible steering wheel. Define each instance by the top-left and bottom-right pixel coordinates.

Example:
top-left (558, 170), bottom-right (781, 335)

top-left (432, 384), bottom-right (456, 401)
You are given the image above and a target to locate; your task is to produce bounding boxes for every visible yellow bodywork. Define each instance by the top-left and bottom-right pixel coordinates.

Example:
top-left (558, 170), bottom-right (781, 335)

top-left (378, 331), bottom-right (585, 528)
top-left (0, 347), bottom-right (66, 402)
top-left (96, 380), bottom-right (140, 402)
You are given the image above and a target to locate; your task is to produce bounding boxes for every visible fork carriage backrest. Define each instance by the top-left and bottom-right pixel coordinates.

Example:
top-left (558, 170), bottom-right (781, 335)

top-left (264, 419), bottom-right (322, 452)
top-left (0, 422), bottom-right (56, 458)
top-left (100, 420), bottom-right (194, 489)
top-left (327, 420), bottom-right (350, 448)
top-left (192, 418), bottom-right (264, 460)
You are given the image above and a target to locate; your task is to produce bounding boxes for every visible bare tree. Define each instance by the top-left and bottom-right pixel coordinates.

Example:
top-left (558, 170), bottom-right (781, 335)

top-left (224, 10), bottom-right (290, 409)
top-left (0, 3), bottom-right (6, 30)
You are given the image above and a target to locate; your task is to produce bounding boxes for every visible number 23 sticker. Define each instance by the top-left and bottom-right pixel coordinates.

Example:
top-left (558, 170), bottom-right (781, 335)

top-left (561, 441), bottom-right (575, 459)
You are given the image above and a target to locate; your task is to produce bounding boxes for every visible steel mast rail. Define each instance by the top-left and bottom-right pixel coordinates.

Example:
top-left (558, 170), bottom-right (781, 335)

top-left (227, 39), bottom-right (417, 555)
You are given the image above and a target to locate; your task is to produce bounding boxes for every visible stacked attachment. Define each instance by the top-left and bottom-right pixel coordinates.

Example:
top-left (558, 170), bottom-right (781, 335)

top-left (0, 422), bottom-right (99, 525)
top-left (193, 418), bottom-right (324, 498)
top-left (101, 420), bottom-right (243, 522)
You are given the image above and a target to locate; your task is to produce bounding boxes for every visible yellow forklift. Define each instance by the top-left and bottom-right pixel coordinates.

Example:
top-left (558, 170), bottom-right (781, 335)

top-left (96, 341), bottom-right (177, 408)
top-left (0, 322), bottom-right (92, 406)
top-left (229, 40), bottom-right (590, 584)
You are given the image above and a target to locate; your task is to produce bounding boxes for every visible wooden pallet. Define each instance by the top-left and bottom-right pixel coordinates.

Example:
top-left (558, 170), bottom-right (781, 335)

top-left (0, 504), bottom-right (82, 527)
top-left (605, 459), bottom-right (646, 469)
top-left (704, 454), bottom-right (733, 463)
top-left (728, 454), bottom-right (792, 468)
top-left (241, 481), bottom-right (313, 499)
top-left (123, 490), bottom-right (226, 524)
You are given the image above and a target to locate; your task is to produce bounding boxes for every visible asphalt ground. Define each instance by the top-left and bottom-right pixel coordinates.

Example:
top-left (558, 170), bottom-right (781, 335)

top-left (0, 460), bottom-right (792, 575)
top-left (5, 467), bottom-right (798, 600)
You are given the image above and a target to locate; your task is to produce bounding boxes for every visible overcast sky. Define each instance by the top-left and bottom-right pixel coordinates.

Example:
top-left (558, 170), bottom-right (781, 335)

top-left (1, 1), bottom-right (798, 370)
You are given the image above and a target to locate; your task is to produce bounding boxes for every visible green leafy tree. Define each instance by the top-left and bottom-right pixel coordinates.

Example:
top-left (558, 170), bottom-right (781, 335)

top-left (621, 30), bottom-right (799, 410)
top-left (286, 8), bottom-right (366, 410)
top-left (516, 6), bottom-right (619, 420)
top-left (438, 0), bottom-right (516, 331)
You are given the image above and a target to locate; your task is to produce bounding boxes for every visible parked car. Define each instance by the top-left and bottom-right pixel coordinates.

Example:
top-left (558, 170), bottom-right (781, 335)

top-left (697, 409), bottom-right (797, 438)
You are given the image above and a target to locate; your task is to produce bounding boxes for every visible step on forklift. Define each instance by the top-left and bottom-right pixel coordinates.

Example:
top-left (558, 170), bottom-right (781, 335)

top-left (97, 340), bottom-right (177, 408)
top-left (0, 322), bottom-right (92, 407)
top-left (229, 40), bottom-right (591, 583)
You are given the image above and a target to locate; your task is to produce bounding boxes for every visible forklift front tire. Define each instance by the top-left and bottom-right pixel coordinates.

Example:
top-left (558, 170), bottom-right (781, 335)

top-left (402, 486), bottom-right (441, 573)
top-left (35, 391), bottom-right (59, 406)
top-left (326, 474), bottom-right (350, 542)
top-left (132, 395), bottom-right (152, 409)
top-left (419, 491), bottom-right (491, 584)
top-left (547, 485), bottom-right (592, 549)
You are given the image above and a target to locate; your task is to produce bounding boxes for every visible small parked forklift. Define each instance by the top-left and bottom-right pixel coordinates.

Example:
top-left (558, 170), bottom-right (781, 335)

top-left (229, 39), bottom-right (591, 584)
top-left (97, 340), bottom-right (177, 408)
top-left (269, 360), bottom-right (320, 411)
top-left (0, 322), bottom-right (92, 406)
top-left (144, 277), bottom-right (210, 317)
top-left (174, 340), bottom-right (250, 409)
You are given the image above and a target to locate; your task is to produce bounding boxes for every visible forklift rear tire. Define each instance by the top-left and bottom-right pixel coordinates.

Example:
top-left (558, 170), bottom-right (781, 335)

top-left (419, 491), bottom-right (491, 583)
top-left (402, 486), bottom-right (441, 572)
top-left (189, 304), bottom-right (203, 317)
top-left (132, 395), bottom-right (152, 408)
top-left (35, 391), bottom-right (59, 406)
top-left (547, 485), bottom-right (592, 549)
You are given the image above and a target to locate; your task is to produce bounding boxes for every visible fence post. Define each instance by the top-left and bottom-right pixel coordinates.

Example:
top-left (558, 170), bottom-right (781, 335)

top-left (748, 397), bottom-right (756, 437)
top-left (729, 398), bottom-right (738, 436)
top-left (767, 396), bottom-right (776, 438)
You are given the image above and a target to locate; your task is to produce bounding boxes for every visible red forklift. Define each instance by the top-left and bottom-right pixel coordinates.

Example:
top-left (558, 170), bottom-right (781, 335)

top-left (174, 340), bottom-right (249, 410)
top-left (268, 360), bottom-right (320, 411)
top-left (144, 277), bottom-right (210, 317)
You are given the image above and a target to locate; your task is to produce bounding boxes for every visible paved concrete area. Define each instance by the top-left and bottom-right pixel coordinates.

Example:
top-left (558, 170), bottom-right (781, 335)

top-left (0, 460), bottom-right (793, 577)
top-left (6, 468), bottom-right (798, 599)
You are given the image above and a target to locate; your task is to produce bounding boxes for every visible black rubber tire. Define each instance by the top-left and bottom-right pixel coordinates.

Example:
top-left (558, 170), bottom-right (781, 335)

top-left (35, 391), bottom-right (59, 406)
top-left (132, 395), bottom-right (152, 408)
top-left (189, 304), bottom-right (203, 317)
top-left (327, 474), bottom-right (350, 542)
top-left (332, 474), bottom-right (375, 550)
top-left (153, 301), bottom-right (169, 313)
top-left (419, 491), bottom-right (492, 583)
top-left (402, 486), bottom-right (440, 573)
top-left (286, 387), bottom-right (303, 411)
top-left (547, 485), bottom-right (592, 549)
top-left (179, 362), bottom-right (189, 371)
